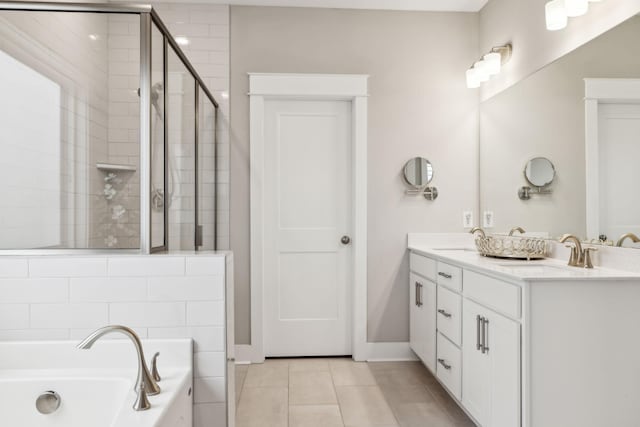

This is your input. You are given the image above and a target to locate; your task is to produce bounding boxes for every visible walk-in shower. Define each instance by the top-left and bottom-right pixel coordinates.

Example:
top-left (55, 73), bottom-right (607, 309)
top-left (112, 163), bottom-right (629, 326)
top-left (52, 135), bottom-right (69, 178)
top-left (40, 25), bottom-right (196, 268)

top-left (0, 1), bottom-right (219, 253)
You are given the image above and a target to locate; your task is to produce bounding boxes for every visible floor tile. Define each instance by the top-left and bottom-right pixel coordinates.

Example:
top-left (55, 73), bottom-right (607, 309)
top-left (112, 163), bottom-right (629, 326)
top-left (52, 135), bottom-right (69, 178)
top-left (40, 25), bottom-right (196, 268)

top-left (330, 360), bottom-right (376, 386)
top-left (378, 384), bottom-right (435, 407)
top-left (335, 385), bottom-right (398, 426)
top-left (236, 386), bottom-right (288, 427)
top-left (244, 362), bottom-right (289, 387)
top-left (289, 404), bottom-right (344, 427)
top-left (392, 401), bottom-right (454, 427)
top-left (289, 358), bottom-right (331, 372)
top-left (290, 371), bottom-right (338, 405)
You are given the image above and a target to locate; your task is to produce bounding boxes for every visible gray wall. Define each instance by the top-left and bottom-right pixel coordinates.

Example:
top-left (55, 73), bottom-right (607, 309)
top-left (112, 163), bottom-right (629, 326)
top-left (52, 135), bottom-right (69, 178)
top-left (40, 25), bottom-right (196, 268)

top-left (230, 6), bottom-right (479, 344)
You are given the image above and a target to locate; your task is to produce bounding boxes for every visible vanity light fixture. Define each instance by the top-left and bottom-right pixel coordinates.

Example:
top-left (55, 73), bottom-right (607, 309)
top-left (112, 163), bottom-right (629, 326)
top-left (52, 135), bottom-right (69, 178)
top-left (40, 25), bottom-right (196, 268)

top-left (465, 44), bottom-right (512, 89)
top-left (546, 0), bottom-right (602, 31)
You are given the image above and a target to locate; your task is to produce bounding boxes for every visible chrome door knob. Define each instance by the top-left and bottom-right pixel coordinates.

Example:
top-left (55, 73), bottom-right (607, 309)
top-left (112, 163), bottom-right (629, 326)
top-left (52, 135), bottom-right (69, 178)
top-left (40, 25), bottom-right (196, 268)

top-left (341, 235), bottom-right (351, 245)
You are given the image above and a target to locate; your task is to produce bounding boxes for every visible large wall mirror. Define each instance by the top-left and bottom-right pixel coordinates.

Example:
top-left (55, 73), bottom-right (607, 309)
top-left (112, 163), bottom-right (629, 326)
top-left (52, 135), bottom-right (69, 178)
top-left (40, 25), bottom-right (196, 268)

top-left (479, 15), bottom-right (640, 247)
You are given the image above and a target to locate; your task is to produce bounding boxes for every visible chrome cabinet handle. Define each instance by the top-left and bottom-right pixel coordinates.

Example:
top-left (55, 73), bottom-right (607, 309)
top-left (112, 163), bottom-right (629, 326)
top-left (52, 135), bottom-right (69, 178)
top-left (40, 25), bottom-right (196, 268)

top-left (482, 318), bottom-right (490, 353)
top-left (415, 282), bottom-right (423, 307)
top-left (414, 282), bottom-right (419, 307)
top-left (476, 315), bottom-right (481, 351)
top-left (437, 358), bottom-right (452, 370)
top-left (437, 309), bottom-right (452, 318)
top-left (438, 272), bottom-right (452, 279)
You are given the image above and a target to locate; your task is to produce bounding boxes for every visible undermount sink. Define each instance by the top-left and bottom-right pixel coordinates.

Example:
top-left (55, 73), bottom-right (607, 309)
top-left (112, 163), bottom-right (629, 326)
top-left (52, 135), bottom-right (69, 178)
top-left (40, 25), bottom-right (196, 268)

top-left (432, 248), bottom-right (476, 252)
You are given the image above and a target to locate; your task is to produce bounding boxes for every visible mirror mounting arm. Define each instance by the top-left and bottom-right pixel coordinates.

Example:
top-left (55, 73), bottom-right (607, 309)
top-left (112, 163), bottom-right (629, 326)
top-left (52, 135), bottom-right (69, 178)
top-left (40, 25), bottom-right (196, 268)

top-left (518, 185), bottom-right (553, 200)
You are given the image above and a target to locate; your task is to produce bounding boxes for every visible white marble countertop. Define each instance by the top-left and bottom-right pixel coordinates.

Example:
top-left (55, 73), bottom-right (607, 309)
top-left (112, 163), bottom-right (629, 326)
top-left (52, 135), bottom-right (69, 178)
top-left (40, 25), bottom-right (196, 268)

top-left (408, 233), bottom-right (640, 282)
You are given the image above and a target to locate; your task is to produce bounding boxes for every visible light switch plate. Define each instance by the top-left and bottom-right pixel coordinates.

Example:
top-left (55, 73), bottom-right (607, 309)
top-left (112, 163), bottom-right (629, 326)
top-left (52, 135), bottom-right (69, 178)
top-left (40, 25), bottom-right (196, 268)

top-left (483, 211), bottom-right (495, 228)
top-left (462, 211), bottom-right (473, 228)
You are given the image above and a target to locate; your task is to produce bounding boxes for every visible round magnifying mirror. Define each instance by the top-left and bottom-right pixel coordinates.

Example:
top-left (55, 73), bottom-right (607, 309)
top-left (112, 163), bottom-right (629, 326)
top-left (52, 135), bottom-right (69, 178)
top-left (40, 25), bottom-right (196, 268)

top-left (524, 157), bottom-right (555, 187)
top-left (403, 157), bottom-right (433, 188)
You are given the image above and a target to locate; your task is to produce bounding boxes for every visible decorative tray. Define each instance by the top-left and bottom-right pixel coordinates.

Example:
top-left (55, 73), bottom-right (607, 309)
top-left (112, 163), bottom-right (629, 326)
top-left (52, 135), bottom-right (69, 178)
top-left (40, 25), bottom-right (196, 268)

top-left (473, 234), bottom-right (548, 260)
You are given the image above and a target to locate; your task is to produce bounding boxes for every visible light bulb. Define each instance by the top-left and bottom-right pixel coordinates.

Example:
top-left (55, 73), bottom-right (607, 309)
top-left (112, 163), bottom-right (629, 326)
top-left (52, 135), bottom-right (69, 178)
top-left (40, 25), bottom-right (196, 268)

top-left (565, 0), bottom-right (588, 17)
top-left (483, 52), bottom-right (501, 75)
top-left (474, 61), bottom-right (489, 82)
top-left (545, 0), bottom-right (568, 31)
top-left (466, 68), bottom-right (480, 89)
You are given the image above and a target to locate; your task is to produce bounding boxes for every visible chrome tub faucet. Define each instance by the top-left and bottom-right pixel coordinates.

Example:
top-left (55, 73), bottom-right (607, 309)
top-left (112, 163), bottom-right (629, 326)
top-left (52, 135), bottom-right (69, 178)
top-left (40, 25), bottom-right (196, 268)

top-left (77, 325), bottom-right (160, 411)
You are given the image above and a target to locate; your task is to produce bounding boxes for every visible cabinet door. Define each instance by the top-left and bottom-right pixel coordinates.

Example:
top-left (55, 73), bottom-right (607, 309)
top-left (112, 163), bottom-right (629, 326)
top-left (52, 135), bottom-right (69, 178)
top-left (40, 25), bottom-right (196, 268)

top-left (463, 299), bottom-right (520, 427)
top-left (462, 300), bottom-right (491, 426)
top-left (487, 306), bottom-right (520, 427)
top-left (409, 272), bottom-right (425, 361)
top-left (409, 273), bottom-right (437, 372)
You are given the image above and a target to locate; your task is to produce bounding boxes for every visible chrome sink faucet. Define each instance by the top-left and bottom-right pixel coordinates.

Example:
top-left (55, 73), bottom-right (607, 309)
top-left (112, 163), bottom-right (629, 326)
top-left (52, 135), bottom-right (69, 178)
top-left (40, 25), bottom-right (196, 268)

top-left (616, 232), bottom-right (640, 247)
top-left (77, 325), bottom-right (160, 411)
top-left (559, 234), bottom-right (583, 267)
top-left (469, 227), bottom-right (485, 237)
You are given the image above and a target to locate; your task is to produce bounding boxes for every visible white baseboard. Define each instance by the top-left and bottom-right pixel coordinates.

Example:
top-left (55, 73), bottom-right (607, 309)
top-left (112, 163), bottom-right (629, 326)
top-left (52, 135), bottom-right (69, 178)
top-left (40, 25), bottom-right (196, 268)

top-left (365, 341), bottom-right (418, 362)
top-left (234, 344), bottom-right (260, 364)
top-left (235, 342), bottom-right (417, 364)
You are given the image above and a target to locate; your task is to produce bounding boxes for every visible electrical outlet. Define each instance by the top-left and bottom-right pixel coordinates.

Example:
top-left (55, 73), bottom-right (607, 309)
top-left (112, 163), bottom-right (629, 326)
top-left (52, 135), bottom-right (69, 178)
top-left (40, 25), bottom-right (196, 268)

top-left (462, 211), bottom-right (473, 228)
top-left (483, 211), bottom-right (495, 228)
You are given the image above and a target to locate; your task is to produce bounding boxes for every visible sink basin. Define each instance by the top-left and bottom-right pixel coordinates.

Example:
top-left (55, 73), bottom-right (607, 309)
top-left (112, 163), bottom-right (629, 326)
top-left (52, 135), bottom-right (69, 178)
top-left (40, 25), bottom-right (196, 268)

top-left (494, 262), bottom-right (583, 277)
top-left (433, 248), bottom-right (476, 252)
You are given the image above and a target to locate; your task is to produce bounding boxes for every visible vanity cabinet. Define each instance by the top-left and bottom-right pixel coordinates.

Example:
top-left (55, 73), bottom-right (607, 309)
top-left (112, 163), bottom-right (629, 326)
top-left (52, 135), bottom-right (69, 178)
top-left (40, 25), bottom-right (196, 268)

top-left (462, 299), bottom-right (520, 427)
top-left (409, 254), bottom-right (437, 373)
top-left (409, 250), bottom-right (521, 427)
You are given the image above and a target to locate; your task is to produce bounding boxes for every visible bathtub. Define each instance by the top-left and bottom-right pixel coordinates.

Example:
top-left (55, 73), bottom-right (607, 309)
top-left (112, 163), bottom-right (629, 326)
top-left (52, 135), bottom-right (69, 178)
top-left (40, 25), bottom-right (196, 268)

top-left (0, 338), bottom-right (192, 427)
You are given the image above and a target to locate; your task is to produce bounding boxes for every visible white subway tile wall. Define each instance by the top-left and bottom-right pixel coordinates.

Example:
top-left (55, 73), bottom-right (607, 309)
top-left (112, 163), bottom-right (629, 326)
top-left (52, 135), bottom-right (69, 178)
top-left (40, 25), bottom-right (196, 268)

top-left (107, 3), bottom-right (230, 250)
top-left (0, 253), bottom-right (230, 427)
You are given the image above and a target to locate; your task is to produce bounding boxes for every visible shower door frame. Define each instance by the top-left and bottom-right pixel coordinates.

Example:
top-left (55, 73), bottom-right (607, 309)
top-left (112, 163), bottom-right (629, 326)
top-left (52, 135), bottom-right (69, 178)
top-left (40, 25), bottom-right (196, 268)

top-left (0, 1), bottom-right (220, 255)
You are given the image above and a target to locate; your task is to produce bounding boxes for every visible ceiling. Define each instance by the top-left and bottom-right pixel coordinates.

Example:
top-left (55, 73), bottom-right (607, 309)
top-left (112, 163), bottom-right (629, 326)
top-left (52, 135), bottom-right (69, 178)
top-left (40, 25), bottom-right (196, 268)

top-left (157, 0), bottom-right (490, 12)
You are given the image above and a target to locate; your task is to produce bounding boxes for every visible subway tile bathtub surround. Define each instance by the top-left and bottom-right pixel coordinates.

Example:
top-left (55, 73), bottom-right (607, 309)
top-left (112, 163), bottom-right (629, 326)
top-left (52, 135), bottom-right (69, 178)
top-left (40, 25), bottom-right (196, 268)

top-left (0, 253), bottom-right (229, 427)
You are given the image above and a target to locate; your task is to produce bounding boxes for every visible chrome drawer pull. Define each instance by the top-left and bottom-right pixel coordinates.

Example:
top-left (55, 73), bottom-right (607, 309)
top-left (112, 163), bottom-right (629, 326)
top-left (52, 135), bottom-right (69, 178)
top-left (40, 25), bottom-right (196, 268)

top-left (437, 309), bottom-right (452, 318)
top-left (438, 272), bottom-right (452, 279)
top-left (415, 282), bottom-right (419, 307)
top-left (482, 317), bottom-right (490, 353)
top-left (437, 358), bottom-right (452, 370)
top-left (480, 316), bottom-right (487, 354)
top-left (476, 315), bottom-right (481, 351)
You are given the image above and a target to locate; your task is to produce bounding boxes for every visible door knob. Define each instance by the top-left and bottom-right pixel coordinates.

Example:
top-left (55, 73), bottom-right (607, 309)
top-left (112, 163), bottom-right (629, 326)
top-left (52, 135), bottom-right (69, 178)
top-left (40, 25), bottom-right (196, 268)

top-left (341, 235), bottom-right (351, 245)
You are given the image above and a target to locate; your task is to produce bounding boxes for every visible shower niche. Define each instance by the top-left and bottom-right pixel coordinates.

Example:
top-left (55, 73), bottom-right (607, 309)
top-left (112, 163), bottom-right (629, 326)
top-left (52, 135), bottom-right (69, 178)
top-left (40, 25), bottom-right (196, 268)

top-left (0, 3), bottom-right (219, 252)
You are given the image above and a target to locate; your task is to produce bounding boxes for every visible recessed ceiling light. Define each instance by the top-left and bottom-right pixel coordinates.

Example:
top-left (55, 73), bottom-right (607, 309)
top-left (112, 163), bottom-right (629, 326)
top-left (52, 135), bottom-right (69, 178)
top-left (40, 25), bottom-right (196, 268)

top-left (174, 36), bottom-right (190, 46)
top-left (88, 34), bottom-right (99, 41)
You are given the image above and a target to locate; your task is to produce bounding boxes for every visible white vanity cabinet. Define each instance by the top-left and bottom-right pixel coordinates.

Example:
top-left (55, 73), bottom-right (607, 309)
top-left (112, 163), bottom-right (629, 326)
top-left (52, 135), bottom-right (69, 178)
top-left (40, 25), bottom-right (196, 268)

top-left (462, 299), bottom-right (520, 427)
top-left (409, 254), bottom-right (437, 372)
top-left (409, 250), bottom-right (521, 427)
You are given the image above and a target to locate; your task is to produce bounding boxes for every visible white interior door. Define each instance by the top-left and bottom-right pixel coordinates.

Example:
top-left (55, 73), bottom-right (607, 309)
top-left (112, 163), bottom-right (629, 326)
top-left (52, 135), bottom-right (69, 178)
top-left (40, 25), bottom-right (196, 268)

top-left (263, 99), bottom-right (352, 357)
top-left (598, 103), bottom-right (640, 242)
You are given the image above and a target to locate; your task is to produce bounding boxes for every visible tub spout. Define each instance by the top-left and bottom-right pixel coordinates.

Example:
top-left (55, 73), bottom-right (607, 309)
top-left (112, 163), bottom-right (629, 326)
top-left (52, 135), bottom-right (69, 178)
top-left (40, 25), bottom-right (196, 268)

top-left (77, 325), bottom-right (160, 411)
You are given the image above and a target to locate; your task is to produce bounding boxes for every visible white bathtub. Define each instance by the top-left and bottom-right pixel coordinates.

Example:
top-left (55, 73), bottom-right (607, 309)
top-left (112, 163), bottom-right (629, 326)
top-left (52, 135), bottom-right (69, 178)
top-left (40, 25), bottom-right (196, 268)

top-left (0, 339), bottom-right (192, 427)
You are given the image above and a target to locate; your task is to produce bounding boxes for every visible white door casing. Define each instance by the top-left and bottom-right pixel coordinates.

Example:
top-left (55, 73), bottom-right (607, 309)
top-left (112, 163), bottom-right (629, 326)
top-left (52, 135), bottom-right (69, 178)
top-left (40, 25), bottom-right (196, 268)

top-left (249, 73), bottom-right (368, 362)
top-left (585, 78), bottom-right (640, 240)
top-left (263, 99), bottom-right (352, 356)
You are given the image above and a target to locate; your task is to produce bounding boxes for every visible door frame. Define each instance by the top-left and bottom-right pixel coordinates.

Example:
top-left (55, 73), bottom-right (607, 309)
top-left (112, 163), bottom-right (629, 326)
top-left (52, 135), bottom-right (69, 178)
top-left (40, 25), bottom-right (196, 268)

top-left (584, 78), bottom-right (640, 238)
top-left (249, 73), bottom-right (368, 363)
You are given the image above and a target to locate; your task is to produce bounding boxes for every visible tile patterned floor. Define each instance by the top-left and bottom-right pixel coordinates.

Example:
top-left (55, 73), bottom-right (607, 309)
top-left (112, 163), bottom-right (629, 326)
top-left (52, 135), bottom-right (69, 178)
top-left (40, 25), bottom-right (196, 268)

top-left (235, 358), bottom-right (476, 427)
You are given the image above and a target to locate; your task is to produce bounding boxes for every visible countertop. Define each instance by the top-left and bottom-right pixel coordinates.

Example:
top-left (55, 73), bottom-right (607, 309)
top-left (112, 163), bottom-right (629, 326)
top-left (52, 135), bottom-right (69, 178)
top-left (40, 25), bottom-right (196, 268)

top-left (408, 243), bottom-right (640, 283)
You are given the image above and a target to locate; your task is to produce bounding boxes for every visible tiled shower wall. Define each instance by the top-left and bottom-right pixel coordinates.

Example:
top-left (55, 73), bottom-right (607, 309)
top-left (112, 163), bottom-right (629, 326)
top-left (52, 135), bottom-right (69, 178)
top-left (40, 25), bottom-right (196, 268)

top-left (0, 11), bottom-right (109, 248)
top-left (0, 253), bottom-right (231, 427)
top-left (106, 3), bottom-right (230, 250)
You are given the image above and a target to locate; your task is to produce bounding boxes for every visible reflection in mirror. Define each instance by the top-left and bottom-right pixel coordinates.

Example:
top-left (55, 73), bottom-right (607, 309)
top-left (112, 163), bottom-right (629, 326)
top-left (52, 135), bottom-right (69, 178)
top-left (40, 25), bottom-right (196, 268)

top-left (524, 157), bottom-right (555, 187)
top-left (403, 157), bottom-right (433, 188)
top-left (479, 15), bottom-right (640, 244)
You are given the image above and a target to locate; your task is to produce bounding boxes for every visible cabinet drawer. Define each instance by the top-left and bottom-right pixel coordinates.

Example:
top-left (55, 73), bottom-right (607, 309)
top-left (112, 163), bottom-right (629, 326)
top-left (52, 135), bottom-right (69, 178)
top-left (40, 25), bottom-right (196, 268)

top-left (437, 285), bottom-right (462, 346)
top-left (436, 261), bottom-right (462, 292)
top-left (464, 270), bottom-right (521, 319)
top-left (436, 332), bottom-right (461, 401)
top-left (410, 252), bottom-right (436, 281)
